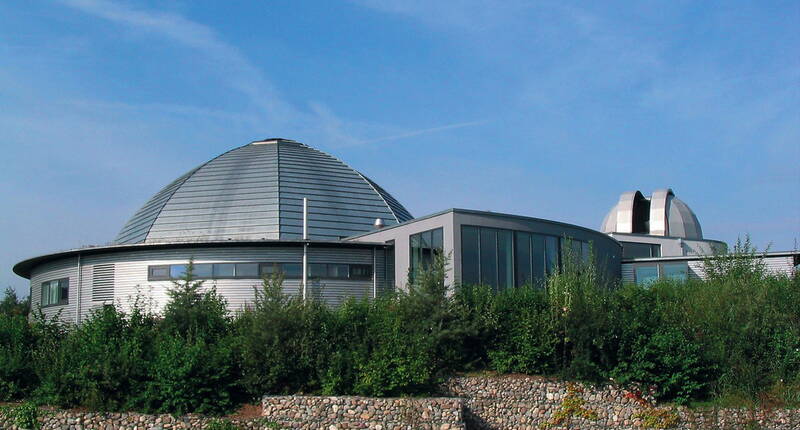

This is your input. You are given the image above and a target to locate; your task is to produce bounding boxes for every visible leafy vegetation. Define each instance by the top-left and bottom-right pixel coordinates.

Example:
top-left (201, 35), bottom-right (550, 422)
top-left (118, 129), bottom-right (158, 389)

top-left (0, 239), bottom-right (797, 415)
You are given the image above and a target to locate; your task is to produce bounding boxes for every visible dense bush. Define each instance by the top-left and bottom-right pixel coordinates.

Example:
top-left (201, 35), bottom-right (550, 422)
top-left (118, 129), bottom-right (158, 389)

top-left (0, 240), bottom-right (796, 414)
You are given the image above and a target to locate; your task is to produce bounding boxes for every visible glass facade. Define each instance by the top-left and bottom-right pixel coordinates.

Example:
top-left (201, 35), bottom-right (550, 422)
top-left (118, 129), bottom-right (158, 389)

top-left (410, 227), bottom-right (444, 280)
top-left (461, 225), bottom-right (590, 289)
top-left (461, 226), bottom-right (480, 286)
top-left (479, 228), bottom-right (498, 287)
top-left (514, 231), bottom-right (532, 287)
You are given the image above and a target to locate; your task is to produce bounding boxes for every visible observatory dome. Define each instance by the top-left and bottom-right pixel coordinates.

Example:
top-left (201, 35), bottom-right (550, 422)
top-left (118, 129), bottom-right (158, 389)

top-left (601, 188), bottom-right (703, 240)
top-left (114, 138), bottom-right (413, 244)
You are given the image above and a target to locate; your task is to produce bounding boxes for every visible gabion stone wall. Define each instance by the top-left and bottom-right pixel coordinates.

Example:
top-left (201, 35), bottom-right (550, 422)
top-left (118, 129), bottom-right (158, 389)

top-left (261, 395), bottom-right (465, 429)
top-left (441, 375), bottom-right (657, 429)
top-left (0, 410), bottom-right (272, 430)
top-left (440, 375), bottom-right (800, 430)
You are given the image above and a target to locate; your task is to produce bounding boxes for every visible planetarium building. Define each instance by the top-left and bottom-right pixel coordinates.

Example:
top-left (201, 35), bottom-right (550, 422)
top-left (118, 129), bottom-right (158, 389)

top-left (15, 137), bottom-right (796, 324)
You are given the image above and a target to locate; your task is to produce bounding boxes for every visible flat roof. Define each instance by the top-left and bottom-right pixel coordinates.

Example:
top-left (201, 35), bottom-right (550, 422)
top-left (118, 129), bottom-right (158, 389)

top-left (347, 208), bottom-right (622, 247)
top-left (13, 239), bottom-right (388, 279)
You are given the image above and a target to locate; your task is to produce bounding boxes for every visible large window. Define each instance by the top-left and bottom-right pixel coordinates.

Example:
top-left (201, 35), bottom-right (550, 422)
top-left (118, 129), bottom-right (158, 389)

top-left (514, 231), bottom-right (532, 287)
top-left (633, 262), bottom-right (689, 285)
top-left (545, 236), bottom-right (559, 276)
top-left (410, 228), bottom-right (444, 280)
top-left (461, 225), bottom-right (586, 289)
top-left (620, 242), bottom-right (661, 259)
top-left (41, 278), bottom-right (69, 306)
top-left (662, 263), bottom-right (688, 281)
top-left (479, 228), bottom-right (498, 287)
top-left (635, 266), bottom-right (659, 285)
top-left (148, 262), bottom-right (372, 281)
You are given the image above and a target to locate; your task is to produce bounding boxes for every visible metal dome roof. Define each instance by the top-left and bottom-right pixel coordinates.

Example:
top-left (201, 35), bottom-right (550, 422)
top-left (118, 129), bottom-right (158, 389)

top-left (114, 138), bottom-right (413, 244)
top-left (601, 188), bottom-right (703, 240)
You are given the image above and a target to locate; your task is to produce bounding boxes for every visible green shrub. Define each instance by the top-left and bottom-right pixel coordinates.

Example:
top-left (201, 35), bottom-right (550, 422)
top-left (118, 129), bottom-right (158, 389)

top-left (4, 236), bottom-right (797, 411)
top-left (142, 334), bottom-right (242, 416)
top-left (237, 271), bottom-right (334, 397)
top-left (161, 260), bottom-right (230, 342)
top-left (0, 313), bottom-right (36, 400)
top-left (1, 402), bottom-right (39, 429)
top-left (487, 285), bottom-right (556, 374)
top-left (31, 301), bottom-right (156, 410)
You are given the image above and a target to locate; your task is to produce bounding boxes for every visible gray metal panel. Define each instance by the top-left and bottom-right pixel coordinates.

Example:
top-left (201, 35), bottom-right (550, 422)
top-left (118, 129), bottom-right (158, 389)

top-left (668, 197), bottom-right (703, 240)
top-left (112, 139), bottom-right (413, 244)
top-left (649, 189), bottom-right (674, 237)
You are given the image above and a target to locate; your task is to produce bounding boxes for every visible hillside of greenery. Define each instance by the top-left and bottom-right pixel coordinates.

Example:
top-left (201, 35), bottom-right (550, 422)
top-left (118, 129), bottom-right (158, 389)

top-left (1, 240), bottom-right (797, 415)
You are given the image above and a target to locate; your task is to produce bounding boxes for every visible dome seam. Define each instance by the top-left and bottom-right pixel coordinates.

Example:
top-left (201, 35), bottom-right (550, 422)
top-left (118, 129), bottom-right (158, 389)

top-left (139, 144), bottom-right (248, 244)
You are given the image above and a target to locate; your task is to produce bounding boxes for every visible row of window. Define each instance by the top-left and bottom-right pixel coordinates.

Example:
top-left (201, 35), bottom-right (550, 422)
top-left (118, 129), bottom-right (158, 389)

top-left (147, 262), bottom-right (373, 281)
top-left (634, 263), bottom-right (688, 285)
top-left (620, 241), bottom-right (662, 259)
top-left (41, 278), bottom-right (69, 306)
top-left (461, 225), bottom-right (591, 290)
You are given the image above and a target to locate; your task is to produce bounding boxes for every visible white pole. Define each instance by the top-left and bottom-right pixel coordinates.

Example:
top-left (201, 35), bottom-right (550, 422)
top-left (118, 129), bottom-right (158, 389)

top-left (302, 197), bottom-right (308, 301)
top-left (372, 247), bottom-right (377, 299)
top-left (76, 253), bottom-right (82, 324)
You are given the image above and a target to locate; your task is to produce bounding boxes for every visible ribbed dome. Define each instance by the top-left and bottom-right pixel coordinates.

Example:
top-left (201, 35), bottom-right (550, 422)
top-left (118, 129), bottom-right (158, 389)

top-left (601, 188), bottom-right (703, 240)
top-left (114, 139), bottom-right (413, 244)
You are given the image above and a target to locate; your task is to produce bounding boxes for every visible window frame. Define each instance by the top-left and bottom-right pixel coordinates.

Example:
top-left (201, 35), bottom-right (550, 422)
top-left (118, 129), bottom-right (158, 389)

top-left (148, 262), bottom-right (376, 281)
top-left (409, 227), bottom-right (445, 281)
top-left (41, 278), bottom-right (69, 307)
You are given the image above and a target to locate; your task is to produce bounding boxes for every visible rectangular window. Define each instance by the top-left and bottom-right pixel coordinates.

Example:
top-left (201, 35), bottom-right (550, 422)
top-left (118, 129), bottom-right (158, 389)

top-left (545, 236), bottom-right (559, 275)
top-left (260, 263), bottom-right (281, 277)
top-left (621, 242), bottom-right (661, 259)
top-left (235, 263), bottom-right (259, 278)
top-left (531, 234), bottom-right (545, 282)
top-left (170, 264), bottom-right (188, 279)
top-left (410, 227), bottom-right (444, 281)
top-left (350, 264), bottom-right (372, 280)
top-left (635, 266), bottom-right (659, 285)
top-left (282, 263), bottom-right (302, 279)
top-left (661, 263), bottom-right (688, 281)
top-left (308, 263), bottom-right (327, 279)
top-left (148, 265), bottom-right (170, 281)
top-left (514, 231), bottom-right (532, 287)
top-left (41, 278), bottom-right (68, 306)
top-left (327, 264), bottom-right (349, 279)
top-left (212, 263), bottom-right (235, 278)
top-left (497, 229), bottom-right (513, 290)
top-left (194, 263), bottom-right (213, 278)
top-left (461, 226), bottom-right (480, 286)
top-left (479, 227), bottom-right (498, 288)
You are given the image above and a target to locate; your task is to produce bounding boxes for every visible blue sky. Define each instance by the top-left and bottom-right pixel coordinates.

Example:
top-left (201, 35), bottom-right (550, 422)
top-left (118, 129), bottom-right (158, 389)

top-left (1, 1), bottom-right (798, 295)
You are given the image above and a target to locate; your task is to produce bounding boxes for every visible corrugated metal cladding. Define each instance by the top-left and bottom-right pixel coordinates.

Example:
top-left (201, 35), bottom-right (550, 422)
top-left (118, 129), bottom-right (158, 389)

top-left (91, 264), bottom-right (115, 302)
top-left (621, 255), bottom-right (797, 284)
top-left (113, 139), bottom-right (413, 244)
top-left (30, 246), bottom-right (389, 322)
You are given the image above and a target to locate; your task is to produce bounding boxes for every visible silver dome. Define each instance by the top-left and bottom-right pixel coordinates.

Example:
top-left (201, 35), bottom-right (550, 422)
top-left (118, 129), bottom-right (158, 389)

top-left (114, 138), bottom-right (413, 244)
top-left (601, 188), bottom-right (703, 240)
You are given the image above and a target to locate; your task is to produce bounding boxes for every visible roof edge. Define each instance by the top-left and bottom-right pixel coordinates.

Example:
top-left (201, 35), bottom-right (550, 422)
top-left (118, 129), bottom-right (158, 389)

top-left (13, 239), bottom-right (389, 279)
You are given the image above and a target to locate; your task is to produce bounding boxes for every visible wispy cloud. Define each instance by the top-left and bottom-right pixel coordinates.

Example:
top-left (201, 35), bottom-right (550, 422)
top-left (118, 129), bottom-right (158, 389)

top-left (353, 120), bottom-right (489, 145)
top-left (60, 0), bottom-right (298, 126)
